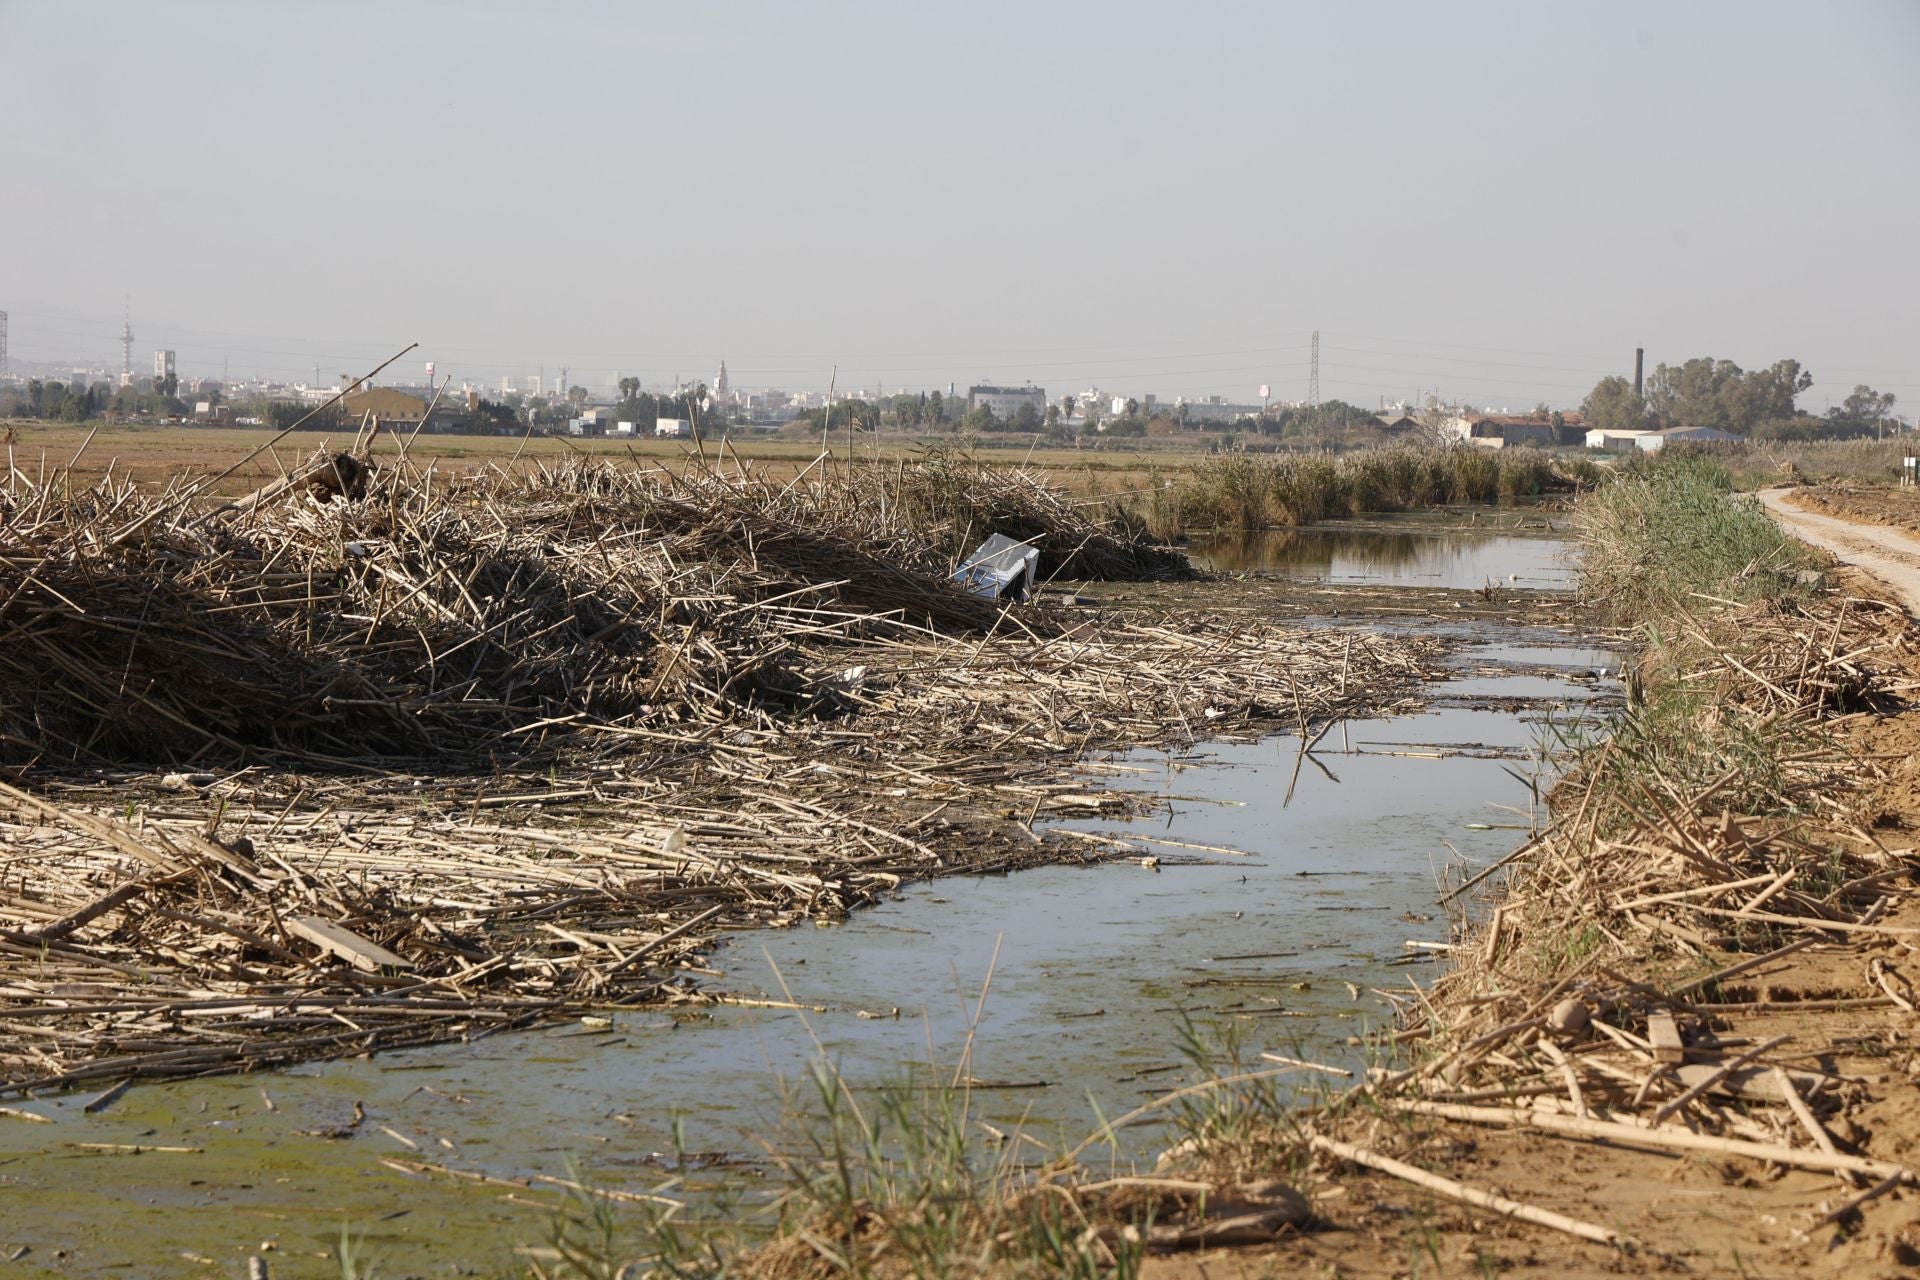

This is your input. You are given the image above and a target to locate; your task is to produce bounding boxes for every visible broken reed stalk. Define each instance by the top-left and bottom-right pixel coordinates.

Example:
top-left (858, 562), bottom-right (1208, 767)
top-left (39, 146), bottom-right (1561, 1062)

top-left (1310, 1134), bottom-right (1629, 1248)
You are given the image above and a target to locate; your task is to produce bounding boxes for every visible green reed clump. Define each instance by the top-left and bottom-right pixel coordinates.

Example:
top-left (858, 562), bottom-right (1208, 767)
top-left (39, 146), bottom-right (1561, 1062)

top-left (612, 1058), bottom-right (1145, 1279)
top-left (1494, 449), bottom-right (1557, 499)
top-left (1447, 446), bottom-right (1502, 501)
top-left (1576, 452), bottom-right (1814, 622)
top-left (1268, 452), bottom-right (1342, 524)
top-left (1178, 455), bottom-right (1280, 533)
top-left (1177, 444), bottom-right (1587, 532)
top-left (1671, 437), bottom-right (1907, 491)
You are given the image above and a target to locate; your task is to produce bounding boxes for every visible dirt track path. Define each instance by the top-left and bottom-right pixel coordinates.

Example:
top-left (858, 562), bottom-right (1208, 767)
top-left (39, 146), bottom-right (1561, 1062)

top-left (1760, 486), bottom-right (1920, 614)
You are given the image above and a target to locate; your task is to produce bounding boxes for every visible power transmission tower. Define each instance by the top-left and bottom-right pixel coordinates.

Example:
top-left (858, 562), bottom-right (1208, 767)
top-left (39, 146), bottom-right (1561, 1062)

top-left (0, 310), bottom-right (8, 379)
top-left (1307, 330), bottom-right (1320, 408)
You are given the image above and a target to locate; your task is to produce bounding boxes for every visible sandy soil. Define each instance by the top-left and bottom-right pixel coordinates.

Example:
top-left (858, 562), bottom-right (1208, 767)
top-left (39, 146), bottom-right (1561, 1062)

top-left (1761, 488), bottom-right (1920, 615)
top-left (1786, 484), bottom-right (1920, 543)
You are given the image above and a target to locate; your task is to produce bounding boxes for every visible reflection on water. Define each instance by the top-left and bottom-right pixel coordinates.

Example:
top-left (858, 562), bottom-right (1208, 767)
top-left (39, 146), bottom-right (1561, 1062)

top-left (1194, 526), bottom-right (1573, 590)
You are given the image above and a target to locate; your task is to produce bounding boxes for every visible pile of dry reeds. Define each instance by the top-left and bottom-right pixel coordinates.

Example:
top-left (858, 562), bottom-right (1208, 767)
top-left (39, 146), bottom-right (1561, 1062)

top-left (0, 448), bottom-right (1191, 768)
top-left (0, 445), bottom-right (1434, 1091)
top-left (826, 443), bottom-right (1193, 580)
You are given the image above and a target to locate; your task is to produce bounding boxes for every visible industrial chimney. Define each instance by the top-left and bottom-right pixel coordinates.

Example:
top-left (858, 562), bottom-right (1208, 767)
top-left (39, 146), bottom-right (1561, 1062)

top-left (1633, 348), bottom-right (1644, 398)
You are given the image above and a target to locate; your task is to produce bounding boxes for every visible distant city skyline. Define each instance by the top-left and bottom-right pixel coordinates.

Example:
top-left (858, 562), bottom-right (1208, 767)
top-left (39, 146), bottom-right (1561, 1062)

top-left (4, 1), bottom-right (1916, 414)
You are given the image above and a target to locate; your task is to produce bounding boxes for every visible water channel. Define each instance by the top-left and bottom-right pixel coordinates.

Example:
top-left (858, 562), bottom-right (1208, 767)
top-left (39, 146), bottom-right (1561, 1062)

top-left (0, 522), bottom-right (1616, 1275)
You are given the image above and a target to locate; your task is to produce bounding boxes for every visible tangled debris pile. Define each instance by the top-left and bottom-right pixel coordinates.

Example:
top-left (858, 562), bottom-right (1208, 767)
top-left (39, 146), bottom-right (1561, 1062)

top-left (0, 448), bottom-right (1433, 1092)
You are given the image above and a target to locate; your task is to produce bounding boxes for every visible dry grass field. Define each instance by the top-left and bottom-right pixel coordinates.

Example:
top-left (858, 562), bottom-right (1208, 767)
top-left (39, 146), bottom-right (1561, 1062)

top-left (0, 421), bottom-right (1198, 497)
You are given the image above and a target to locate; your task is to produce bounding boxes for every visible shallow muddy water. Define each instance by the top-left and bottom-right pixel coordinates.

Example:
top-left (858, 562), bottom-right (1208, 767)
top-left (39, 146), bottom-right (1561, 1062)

top-left (0, 590), bottom-right (1616, 1276)
top-left (1192, 519), bottom-right (1573, 590)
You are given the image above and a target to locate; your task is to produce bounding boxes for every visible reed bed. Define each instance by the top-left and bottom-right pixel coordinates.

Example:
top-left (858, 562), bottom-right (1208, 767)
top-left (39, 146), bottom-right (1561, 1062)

top-left (0, 447), bottom-right (1434, 1091)
top-left (1166, 444), bottom-right (1593, 536)
top-left (1576, 452), bottom-right (1816, 621)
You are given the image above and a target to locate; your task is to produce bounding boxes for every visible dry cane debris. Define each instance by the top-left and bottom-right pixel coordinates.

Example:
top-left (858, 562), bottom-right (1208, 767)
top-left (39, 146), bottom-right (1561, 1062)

top-left (0, 445), bottom-right (1434, 1093)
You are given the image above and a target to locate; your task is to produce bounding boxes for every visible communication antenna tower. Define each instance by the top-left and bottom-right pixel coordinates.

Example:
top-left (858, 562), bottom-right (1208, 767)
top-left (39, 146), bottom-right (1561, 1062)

top-left (559, 366), bottom-right (570, 398)
top-left (0, 310), bottom-right (9, 379)
top-left (120, 300), bottom-right (135, 387)
top-left (1306, 330), bottom-right (1320, 408)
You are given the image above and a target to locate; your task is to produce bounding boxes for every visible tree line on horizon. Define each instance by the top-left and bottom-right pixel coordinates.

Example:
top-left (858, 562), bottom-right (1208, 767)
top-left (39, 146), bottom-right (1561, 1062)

top-left (1582, 357), bottom-right (1901, 442)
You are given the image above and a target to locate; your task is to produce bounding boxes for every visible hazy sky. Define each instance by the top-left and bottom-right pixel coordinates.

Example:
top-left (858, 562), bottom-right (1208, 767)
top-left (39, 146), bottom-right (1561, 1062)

top-left (4, 0), bottom-right (1916, 410)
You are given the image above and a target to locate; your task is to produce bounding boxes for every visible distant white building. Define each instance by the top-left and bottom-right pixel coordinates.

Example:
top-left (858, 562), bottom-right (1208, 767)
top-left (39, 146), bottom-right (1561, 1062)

top-left (1178, 395), bottom-right (1264, 424)
top-left (967, 385), bottom-right (1046, 421)
top-left (656, 418), bottom-right (693, 438)
top-left (1444, 414), bottom-right (1557, 449)
top-left (1586, 427), bottom-right (1653, 451)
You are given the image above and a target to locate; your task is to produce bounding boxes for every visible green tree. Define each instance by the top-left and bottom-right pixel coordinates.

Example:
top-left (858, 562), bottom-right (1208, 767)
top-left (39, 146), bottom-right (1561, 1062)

top-left (1749, 415), bottom-right (1828, 442)
top-left (265, 400), bottom-right (342, 430)
top-left (1646, 358), bottom-right (1741, 430)
top-left (1580, 375), bottom-right (1650, 434)
top-left (618, 376), bottom-right (639, 401)
top-left (1645, 356), bottom-right (1810, 434)
top-left (928, 389), bottom-right (945, 424)
top-left (1062, 395), bottom-right (1076, 421)
top-left (58, 384), bottom-right (93, 422)
top-left (1044, 403), bottom-right (1061, 428)
top-left (1728, 359), bottom-right (1813, 426)
top-left (1828, 384), bottom-right (1898, 438)
top-left (1010, 402), bottom-right (1041, 432)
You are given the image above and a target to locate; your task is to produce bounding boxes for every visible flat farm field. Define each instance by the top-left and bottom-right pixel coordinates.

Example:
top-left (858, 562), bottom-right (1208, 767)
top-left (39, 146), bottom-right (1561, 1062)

top-left (1, 422), bottom-right (1195, 496)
